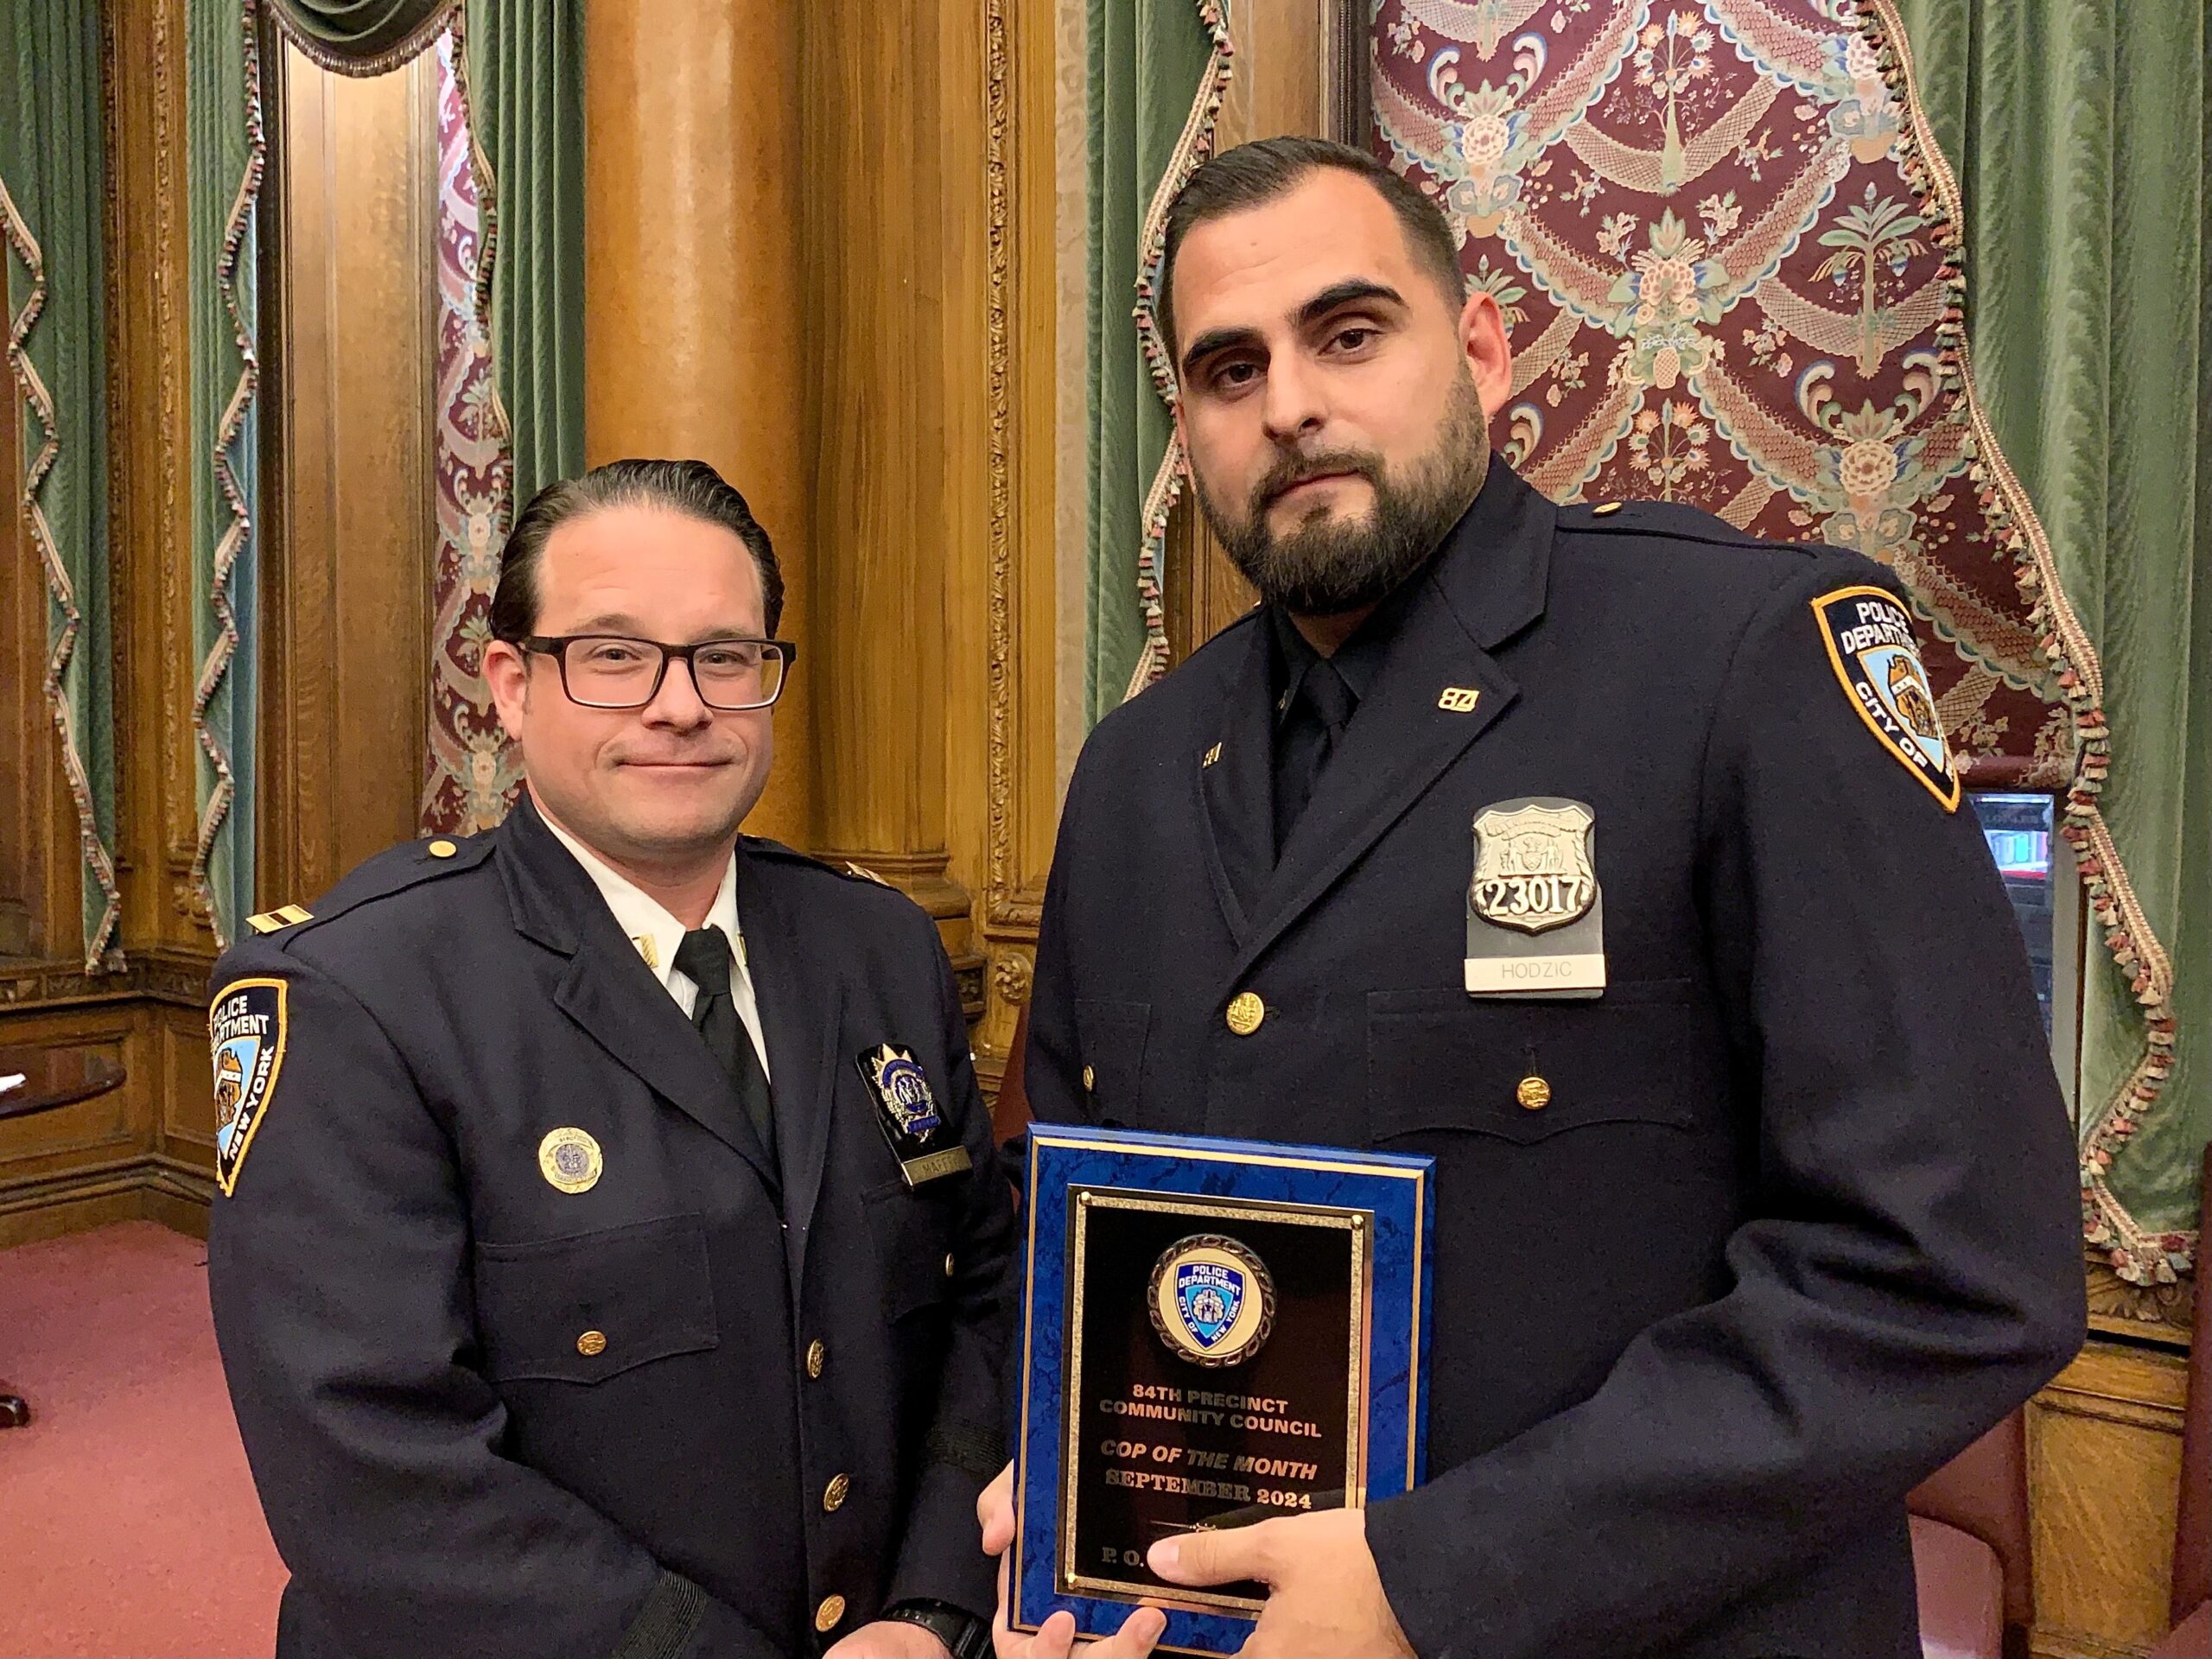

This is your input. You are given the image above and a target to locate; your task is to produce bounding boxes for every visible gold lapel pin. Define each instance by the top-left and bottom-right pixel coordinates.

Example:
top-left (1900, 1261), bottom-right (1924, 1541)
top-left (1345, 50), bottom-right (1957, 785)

top-left (1202, 742), bottom-right (1224, 767)
top-left (1438, 687), bottom-right (1480, 713)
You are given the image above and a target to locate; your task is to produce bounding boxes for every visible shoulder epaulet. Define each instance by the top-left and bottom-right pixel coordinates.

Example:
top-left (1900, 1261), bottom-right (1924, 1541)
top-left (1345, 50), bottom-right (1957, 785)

top-left (245, 903), bottom-right (314, 935)
top-left (1558, 497), bottom-right (1811, 555)
top-left (741, 836), bottom-right (899, 890)
top-left (254, 832), bottom-right (494, 944)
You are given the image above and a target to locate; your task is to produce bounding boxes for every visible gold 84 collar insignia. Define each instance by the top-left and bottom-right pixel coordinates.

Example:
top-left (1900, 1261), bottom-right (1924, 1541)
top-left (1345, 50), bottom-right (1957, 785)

top-left (1811, 586), bottom-right (1960, 811)
top-left (856, 1042), bottom-right (974, 1188)
top-left (209, 979), bottom-right (289, 1196)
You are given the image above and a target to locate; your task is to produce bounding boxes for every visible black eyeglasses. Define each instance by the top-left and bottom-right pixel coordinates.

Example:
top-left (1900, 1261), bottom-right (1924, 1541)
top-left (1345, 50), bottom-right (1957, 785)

top-left (518, 634), bottom-right (798, 711)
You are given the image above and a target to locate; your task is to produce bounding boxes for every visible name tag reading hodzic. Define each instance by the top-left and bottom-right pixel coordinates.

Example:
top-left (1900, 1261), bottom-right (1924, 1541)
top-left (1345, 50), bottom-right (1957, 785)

top-left (1464, 797), bottom-right (1605, 999)
top-left (857, 1042), bottom-right (973, 1188)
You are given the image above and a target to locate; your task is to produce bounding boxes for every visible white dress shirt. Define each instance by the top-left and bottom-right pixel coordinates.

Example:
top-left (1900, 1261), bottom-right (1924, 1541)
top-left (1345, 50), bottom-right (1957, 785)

top-left (540, 812), bottom-right (772, 1078)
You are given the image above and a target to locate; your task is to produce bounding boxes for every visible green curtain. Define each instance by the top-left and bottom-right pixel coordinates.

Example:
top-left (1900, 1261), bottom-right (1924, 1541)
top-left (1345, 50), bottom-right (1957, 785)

top-left (1893, 0), bottom-right (2211, 1271)
top-left (269, 0), bottom-right (453, 73)
top-left (1086, 0), bottom-right (1228, 723)
top-left (0, 0), bottom-right (118, 971)
top-left (464, 0), bottom-right (585, 516)
top-left (188, 0), bottom-right (261, 948)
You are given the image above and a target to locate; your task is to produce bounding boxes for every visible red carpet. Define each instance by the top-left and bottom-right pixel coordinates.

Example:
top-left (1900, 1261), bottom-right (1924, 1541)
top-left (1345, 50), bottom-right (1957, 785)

top-left (0, 1220), bottom-right (284, 1657)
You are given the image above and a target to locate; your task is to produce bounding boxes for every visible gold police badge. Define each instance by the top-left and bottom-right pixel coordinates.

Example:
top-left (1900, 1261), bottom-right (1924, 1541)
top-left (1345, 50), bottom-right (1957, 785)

top-left (1469, 800), bottom-right (1599, 934)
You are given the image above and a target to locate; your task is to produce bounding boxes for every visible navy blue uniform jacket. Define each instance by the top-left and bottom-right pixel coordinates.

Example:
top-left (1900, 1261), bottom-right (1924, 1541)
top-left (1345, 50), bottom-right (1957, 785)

top-left (207, 795), bottom-right (1013, 1658)
top-left (1023, 464), bottom-right (2083, 1659)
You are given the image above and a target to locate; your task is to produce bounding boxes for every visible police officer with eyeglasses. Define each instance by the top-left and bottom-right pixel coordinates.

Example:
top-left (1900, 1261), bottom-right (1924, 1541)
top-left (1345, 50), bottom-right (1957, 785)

top-left (207, 460), bottom-right (1007, 1659)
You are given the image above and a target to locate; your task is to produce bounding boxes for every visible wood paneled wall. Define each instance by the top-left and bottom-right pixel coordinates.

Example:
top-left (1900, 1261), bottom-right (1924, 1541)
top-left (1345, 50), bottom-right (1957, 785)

top-left (1, 0), bottom-right (220, 1242)
top-left (258, 40), bottom-right (441, 903)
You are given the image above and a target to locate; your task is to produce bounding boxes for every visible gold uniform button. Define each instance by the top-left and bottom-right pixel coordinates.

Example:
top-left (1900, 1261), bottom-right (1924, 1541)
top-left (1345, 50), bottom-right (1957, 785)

top-left (427, 838), bottom-right (457, 858)
top-left (1516, 1076), bottom-right (1552, 1111)
top-left (823, 1472), bottom-right (850, 1512)
top-left (1590, 500), bottom-right (1623, 517)
top-left (805, 1339), bottom-right (826, 1379)
top-left (576, 1329), bottom-right (607, 1357)
top-left (1225, 992), bottom-right (1266, 1036)
top-left (815, 1594), bottom-right (846, 1633)
top-left (1082, 1065), bottom-right (1096, 1091)
top-left (943, 1251), bottom-right (957, 1278)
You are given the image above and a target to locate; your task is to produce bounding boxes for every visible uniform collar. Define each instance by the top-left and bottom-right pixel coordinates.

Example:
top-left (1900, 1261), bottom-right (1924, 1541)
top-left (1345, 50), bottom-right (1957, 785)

top-left (1261, 454), bottom-right (1551, 726)
top-left (534, 800), bottom-right (747, 989)
top-left (1427, 456), bottom-right (1553, 651)
top-left (1267, 565), bottom-right (1419, 725)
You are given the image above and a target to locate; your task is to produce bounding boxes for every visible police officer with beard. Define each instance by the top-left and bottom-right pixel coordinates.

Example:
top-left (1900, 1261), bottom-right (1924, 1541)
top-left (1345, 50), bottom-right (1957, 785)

top-left (210, 461), bottom-right (1004, 1659)
top-left (980, 138), bottom-right (2082, 1659)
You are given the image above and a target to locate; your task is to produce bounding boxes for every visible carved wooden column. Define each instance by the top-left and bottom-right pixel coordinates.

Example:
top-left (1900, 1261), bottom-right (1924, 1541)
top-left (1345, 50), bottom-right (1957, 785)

top-left (794, 0), bottom-right (976, 973)
top-left (582, 0), bottom-right (816, 848)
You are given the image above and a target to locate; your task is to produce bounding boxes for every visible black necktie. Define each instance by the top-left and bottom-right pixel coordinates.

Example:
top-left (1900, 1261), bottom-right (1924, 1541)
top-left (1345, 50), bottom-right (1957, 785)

top-left (1274, 657), bottom-right (1358, 855)
top-left (671, 926), bottom-right (777, 1167)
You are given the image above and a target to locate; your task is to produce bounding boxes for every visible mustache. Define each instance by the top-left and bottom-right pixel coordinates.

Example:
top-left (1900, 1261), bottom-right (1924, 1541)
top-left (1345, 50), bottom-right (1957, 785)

top-left (1250, 448), bottom-right (1384, 513)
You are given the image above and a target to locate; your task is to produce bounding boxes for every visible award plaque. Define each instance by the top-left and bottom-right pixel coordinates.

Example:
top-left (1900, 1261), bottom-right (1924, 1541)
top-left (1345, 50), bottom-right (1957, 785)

top-left (1012, 1125), bottom-right (1433, 1655)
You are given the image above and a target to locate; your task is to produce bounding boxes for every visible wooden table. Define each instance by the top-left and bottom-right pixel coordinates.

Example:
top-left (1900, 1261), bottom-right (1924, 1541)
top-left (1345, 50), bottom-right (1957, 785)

top-left (0, 1045), bottom-right (128, 1427)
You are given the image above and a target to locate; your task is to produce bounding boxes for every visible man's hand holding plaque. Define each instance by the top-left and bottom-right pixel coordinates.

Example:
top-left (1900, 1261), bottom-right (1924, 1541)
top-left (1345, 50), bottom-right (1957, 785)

top-left (1146, 1508), bottom-right (1413, 1657)
top-left (982, 1466), bottom-right (1166, 1658)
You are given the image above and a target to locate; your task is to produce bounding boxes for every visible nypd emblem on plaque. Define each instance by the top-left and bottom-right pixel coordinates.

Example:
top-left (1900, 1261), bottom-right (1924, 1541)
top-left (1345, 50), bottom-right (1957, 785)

top-left (1147, 1234), bottom-right (1275, 1368)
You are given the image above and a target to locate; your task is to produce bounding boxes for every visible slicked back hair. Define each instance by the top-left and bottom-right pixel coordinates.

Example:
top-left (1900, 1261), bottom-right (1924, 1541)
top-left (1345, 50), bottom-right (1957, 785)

top-left (1158, 136), bottom-right (1465, 364)
top-left (487, 458), bottom-right (785, 643)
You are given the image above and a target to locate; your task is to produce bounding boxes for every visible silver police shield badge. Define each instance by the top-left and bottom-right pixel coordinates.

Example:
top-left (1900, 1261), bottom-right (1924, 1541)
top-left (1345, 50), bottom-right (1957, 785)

top-left (1469, 801), bottom-right (1598, 934)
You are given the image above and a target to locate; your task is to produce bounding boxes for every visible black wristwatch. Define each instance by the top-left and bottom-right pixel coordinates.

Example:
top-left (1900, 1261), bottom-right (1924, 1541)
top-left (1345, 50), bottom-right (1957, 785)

top-left (880, 1599), bottom-right (992, 1659)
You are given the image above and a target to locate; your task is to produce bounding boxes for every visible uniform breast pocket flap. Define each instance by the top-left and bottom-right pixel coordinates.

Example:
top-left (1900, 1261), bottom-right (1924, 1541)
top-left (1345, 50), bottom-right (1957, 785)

top-left (473, 1212), bottom-right (718, 1385)
top-left (1073, 997), bottom-right (1151, 1124)
top-left (862, 1179), bottom-right (964, 1322)
top-left (1365, 986), bottom-right (1698, 1146)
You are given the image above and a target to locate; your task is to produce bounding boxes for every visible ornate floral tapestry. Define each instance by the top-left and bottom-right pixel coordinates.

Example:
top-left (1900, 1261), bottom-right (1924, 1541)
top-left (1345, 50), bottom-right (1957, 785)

top-left (1370, 0), bottom-right (2181, 1281)
top-left (423, 27), bottom-right (519, 835)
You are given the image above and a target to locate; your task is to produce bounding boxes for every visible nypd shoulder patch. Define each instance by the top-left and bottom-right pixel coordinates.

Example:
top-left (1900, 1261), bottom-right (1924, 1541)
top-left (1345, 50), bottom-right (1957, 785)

top-left (1810, 585), bottom-right (1960, 811)
top-left (209, 978), bottom-right (289, 1196)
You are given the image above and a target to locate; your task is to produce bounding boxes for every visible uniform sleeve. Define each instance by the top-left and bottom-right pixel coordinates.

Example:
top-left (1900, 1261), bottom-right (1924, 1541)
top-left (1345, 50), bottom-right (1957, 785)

top-left (886, 919), bottom-right (1020, 1622)
top-left (1019, 759), bottom-right (1094, 1139)
top-left (1364, 556), bottom-right (2086, 1659)
top-left (206, 950), bottom-right (779, 1659)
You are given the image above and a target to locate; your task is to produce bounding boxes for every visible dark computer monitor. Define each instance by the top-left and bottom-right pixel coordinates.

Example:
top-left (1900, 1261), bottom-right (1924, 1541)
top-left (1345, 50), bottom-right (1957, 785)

top-left (1967, 791), bottom-right (2060, 1039)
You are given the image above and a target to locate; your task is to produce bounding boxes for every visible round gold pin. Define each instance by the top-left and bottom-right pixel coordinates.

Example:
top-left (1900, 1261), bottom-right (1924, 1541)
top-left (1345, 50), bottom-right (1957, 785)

top-left (1225, 991), bottom-right (1266, 1036)
top-left (538, 1127), bottom-right (603, 1193)
top-left (1516, 1075), bottom-right (1553, 1111)
top-left (427, 838), bottom-right (457, 858)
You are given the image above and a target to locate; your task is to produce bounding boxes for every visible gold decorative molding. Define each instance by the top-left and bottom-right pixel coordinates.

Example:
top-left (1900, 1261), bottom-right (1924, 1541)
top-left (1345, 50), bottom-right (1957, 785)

top-left (982, 0), bottom-right (1035, 935)
top-left (0, 945), bottom-right (215, 1010)
top-left (993, 950), bottom-right (1033, 1007)
top-left (152, 0), bottom-right (195, 874)
top-left (2086, 1256), bottom-right (2195, 1344)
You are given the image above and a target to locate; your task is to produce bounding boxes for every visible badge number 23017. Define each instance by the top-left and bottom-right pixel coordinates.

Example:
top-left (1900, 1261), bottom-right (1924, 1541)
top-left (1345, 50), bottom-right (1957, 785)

top-left (1465, 798), bottom-right (1607, 997)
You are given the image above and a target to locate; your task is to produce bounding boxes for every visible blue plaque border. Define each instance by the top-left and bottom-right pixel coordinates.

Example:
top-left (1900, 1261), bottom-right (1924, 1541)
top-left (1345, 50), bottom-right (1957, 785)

top-left (1013, 1126), bottom-right (1433, 1655)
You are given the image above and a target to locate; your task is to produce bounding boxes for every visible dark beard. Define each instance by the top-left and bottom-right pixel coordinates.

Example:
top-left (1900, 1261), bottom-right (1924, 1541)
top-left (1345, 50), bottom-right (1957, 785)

top-left (1196, 379), bottom-right (1491, 617)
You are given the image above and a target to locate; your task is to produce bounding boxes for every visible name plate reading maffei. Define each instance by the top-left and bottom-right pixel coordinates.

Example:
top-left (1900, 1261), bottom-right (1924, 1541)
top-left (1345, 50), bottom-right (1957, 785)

top-left (1014, 1126), bottom-right (1433, 1656)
